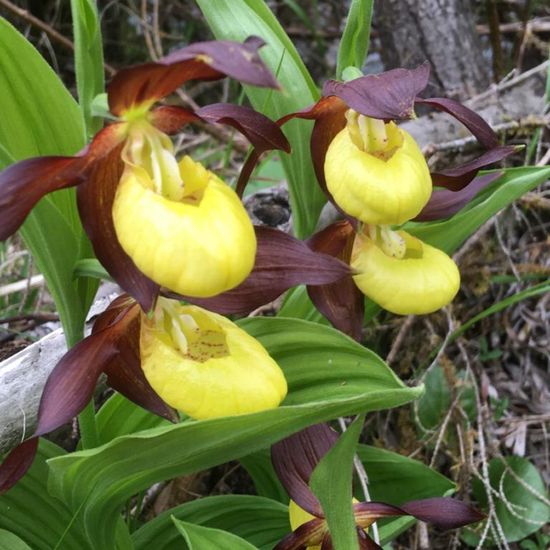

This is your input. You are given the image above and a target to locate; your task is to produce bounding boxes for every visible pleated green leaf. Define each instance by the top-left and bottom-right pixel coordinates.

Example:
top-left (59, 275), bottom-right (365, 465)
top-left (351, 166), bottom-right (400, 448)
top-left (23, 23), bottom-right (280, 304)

top-left (46, 317), bottom-right (422, 548)
top-left (195, 0), bottom-right (325, 238)
top-left (0, 18), bottom-right (97, 345)
top-left (133, 495), bottom-right (289, 550)
top-left (0, 530), bottom-right (32, 550)
top-left (173, 517), bottom-right (258, 550)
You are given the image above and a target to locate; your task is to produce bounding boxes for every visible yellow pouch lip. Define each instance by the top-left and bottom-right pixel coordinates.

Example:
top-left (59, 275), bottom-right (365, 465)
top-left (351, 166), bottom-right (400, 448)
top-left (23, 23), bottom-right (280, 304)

top-left (112, 162), bottom-right (256, 297)
top-left (351, 231), bottom-right (460, 315)
top-left (325, 127), bottom-right (432, 226)
top-left (140, 304), bottom-right (288, 419)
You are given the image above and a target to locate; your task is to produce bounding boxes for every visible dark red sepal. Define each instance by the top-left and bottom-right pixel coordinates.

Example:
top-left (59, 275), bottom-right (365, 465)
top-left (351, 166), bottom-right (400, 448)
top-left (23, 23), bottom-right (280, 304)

top-left (359, 532), bottom-right (381, 550)
top-left (100, 302), bottom-right (179, 423)
top-left (431, 146), bottom-right (516, 191)
top-left (271, 423), bottom-right (339, 516)
top-left (76, 141), bottom-right (160, 312)
top-left (320, 532), bottom-right (334, 550)
top-left (274, 518), bottom-right (326, 550)
top-left (415, 172), bottom-right (503, 221)
top-left (322, 63), bottom-right (430, 121)
top-left (185, 226), bottom-right (349, 315)
top-left (416, 97), bottom-right (499, 150)
top-left (306, 221), bottom-right (364, 341)
top-left (108, 37), bottom-right (279, 116)
top-left (0, 437), bottom-right (39, 495)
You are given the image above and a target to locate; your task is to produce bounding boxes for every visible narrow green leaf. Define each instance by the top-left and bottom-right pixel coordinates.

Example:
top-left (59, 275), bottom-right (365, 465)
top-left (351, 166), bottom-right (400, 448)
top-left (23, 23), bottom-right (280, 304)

top-left (73, 258), bottom-right (113, 282)
top-left (336, 0), bottom-right (374, 79)
top-left (173, 517), bottom-right (258, 550)
top-left (0, 530), bottom-right (32, 550)
top-left (0, 18), bottom-right (97, 345)
top-left (46, 318), bottom-right (422, 548)
top-left (450, 280), bottom-right (550, 342)
top-left (310, 415), bottom-right (365, 550)
top-left (408, 167), bottom-right (550, 253)
top-left (133, 495), bottom-right (289, 550)
top-left (71, 0), bottom-right (105, 137)
top-left (196, 0), bottom-right (325, 237)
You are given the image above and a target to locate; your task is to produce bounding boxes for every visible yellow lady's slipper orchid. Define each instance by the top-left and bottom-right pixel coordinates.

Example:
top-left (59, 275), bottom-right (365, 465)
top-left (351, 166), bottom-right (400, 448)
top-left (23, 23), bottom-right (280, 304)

top-left (325, 110), bottom-right (432, 225)
top-left (140, 298), bottom-right (287, 419)
top-left (351, 228), bottom-right (460, 315)
top-left (112, 123), bottom-right (256, 297)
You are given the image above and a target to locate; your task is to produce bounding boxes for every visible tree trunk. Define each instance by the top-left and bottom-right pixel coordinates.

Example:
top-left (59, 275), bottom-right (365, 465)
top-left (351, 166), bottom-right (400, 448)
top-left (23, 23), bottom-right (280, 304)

top-left (375, 0), bottom-right (490, 99)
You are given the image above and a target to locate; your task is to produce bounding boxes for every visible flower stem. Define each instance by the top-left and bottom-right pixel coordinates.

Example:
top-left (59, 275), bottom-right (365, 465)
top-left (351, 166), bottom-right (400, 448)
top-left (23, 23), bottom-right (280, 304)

top-left (78, 400), bottom-right (99, 449)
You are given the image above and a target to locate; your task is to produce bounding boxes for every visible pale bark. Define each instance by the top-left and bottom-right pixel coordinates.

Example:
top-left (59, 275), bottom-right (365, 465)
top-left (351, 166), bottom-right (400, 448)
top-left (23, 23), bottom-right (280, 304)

top-left (375, 0), bottom-right (490, 99)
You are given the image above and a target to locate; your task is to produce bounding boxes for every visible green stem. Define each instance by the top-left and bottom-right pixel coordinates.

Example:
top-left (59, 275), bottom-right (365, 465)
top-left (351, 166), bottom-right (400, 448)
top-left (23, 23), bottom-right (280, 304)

top-left (78, 400), bottom-right (99, 449)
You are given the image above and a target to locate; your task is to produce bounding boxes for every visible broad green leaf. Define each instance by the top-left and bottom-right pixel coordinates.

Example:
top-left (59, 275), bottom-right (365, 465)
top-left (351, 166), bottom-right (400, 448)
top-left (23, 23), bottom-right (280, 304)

top-left (173, 517), bottom-right (258, 550)
top-left (0, 18), bottom-right (97, 345)
top-left (408, 167), bottom-right (550, 254)
top-left (71, 0), bottom-right (105, 137)
top-left (96, 393), bottom-right (170, 445)
top-left (416, 366), bottom-right (451, 432)
top-left (469, 457), bottom-right (550, 544)
top-left (47, 318), bottom-right (422, 548)
top-left (0, 530), bottom-right (32, 550)
top-left (133, 495), bottom-right (289, 550)
top-left (311, 415), bottom-right (365, 550)
top-left (336, 0), bottom-right (374, 79)
top-left (195, 0), bottom-right (325, 237)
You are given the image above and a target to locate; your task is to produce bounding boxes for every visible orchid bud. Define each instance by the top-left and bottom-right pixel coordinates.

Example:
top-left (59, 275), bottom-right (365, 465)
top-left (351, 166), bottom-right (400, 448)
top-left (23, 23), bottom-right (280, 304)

top-left (351, 228), bottom-right (460, 315)
top-left (140, 298), bottom-right (287, 419)
top-left (112, 126), bottom-right (256, 297)
top-left (325, 110), bottom-right (431, 225)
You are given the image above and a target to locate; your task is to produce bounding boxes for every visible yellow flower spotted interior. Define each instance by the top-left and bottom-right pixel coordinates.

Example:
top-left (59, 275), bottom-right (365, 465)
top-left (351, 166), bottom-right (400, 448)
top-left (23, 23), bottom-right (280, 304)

top-left (112, 120), bottom-right (256, 297)
top-left (325, 110), bottom-right (431, 225)
top-left (140, 298), bottom-right (287, 419)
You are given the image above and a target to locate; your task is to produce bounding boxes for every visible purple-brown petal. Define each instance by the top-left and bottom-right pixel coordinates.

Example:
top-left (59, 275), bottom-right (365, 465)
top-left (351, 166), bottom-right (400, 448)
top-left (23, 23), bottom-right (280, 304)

top-left (322, 63), bottom-right (430, 121)
top-left (274, 518), bottom-right (326, 550)
top-left (416, 97), bottom-right (499, 150)
top-left (399, 498), bottom-right (485, 530)
top-left (0, 123), bottom-right (123, 241)
top-left (321, 532), bottom-right (334, 550)
top-left (306, 221), bottom-right (364, 340)
top-left (185, 226), bottom-right (349, 315)
top-left (415, 172), bottom-right (503, 221)
top-left (196, 103), bottom-right (290, 153)
top-left (0, 438), bottom-right (39, 495)
top-left (431, 146), bottom-right (516, 191)
top-left (76, 142), bottom-right (160, 312)
top-left (271, 423), bottom-right (339, 515)
top-left (101, 303), bottom-right (178, 423)
top-left (108, 37), bottom-right (278, 116)
top-left (35, 298), bottom-right (138, 436)
top-left (149, 105), bottom-right (201, 135)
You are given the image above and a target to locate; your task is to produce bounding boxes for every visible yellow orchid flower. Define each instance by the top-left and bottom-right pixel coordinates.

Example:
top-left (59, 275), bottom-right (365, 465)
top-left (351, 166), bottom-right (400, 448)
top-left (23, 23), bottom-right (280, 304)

top-left (325, 110), bottom-right (431, 225)
top-left (351, 227), bottom-right (460, 315)
top-left (140, 298), bottom-right (287, 419)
